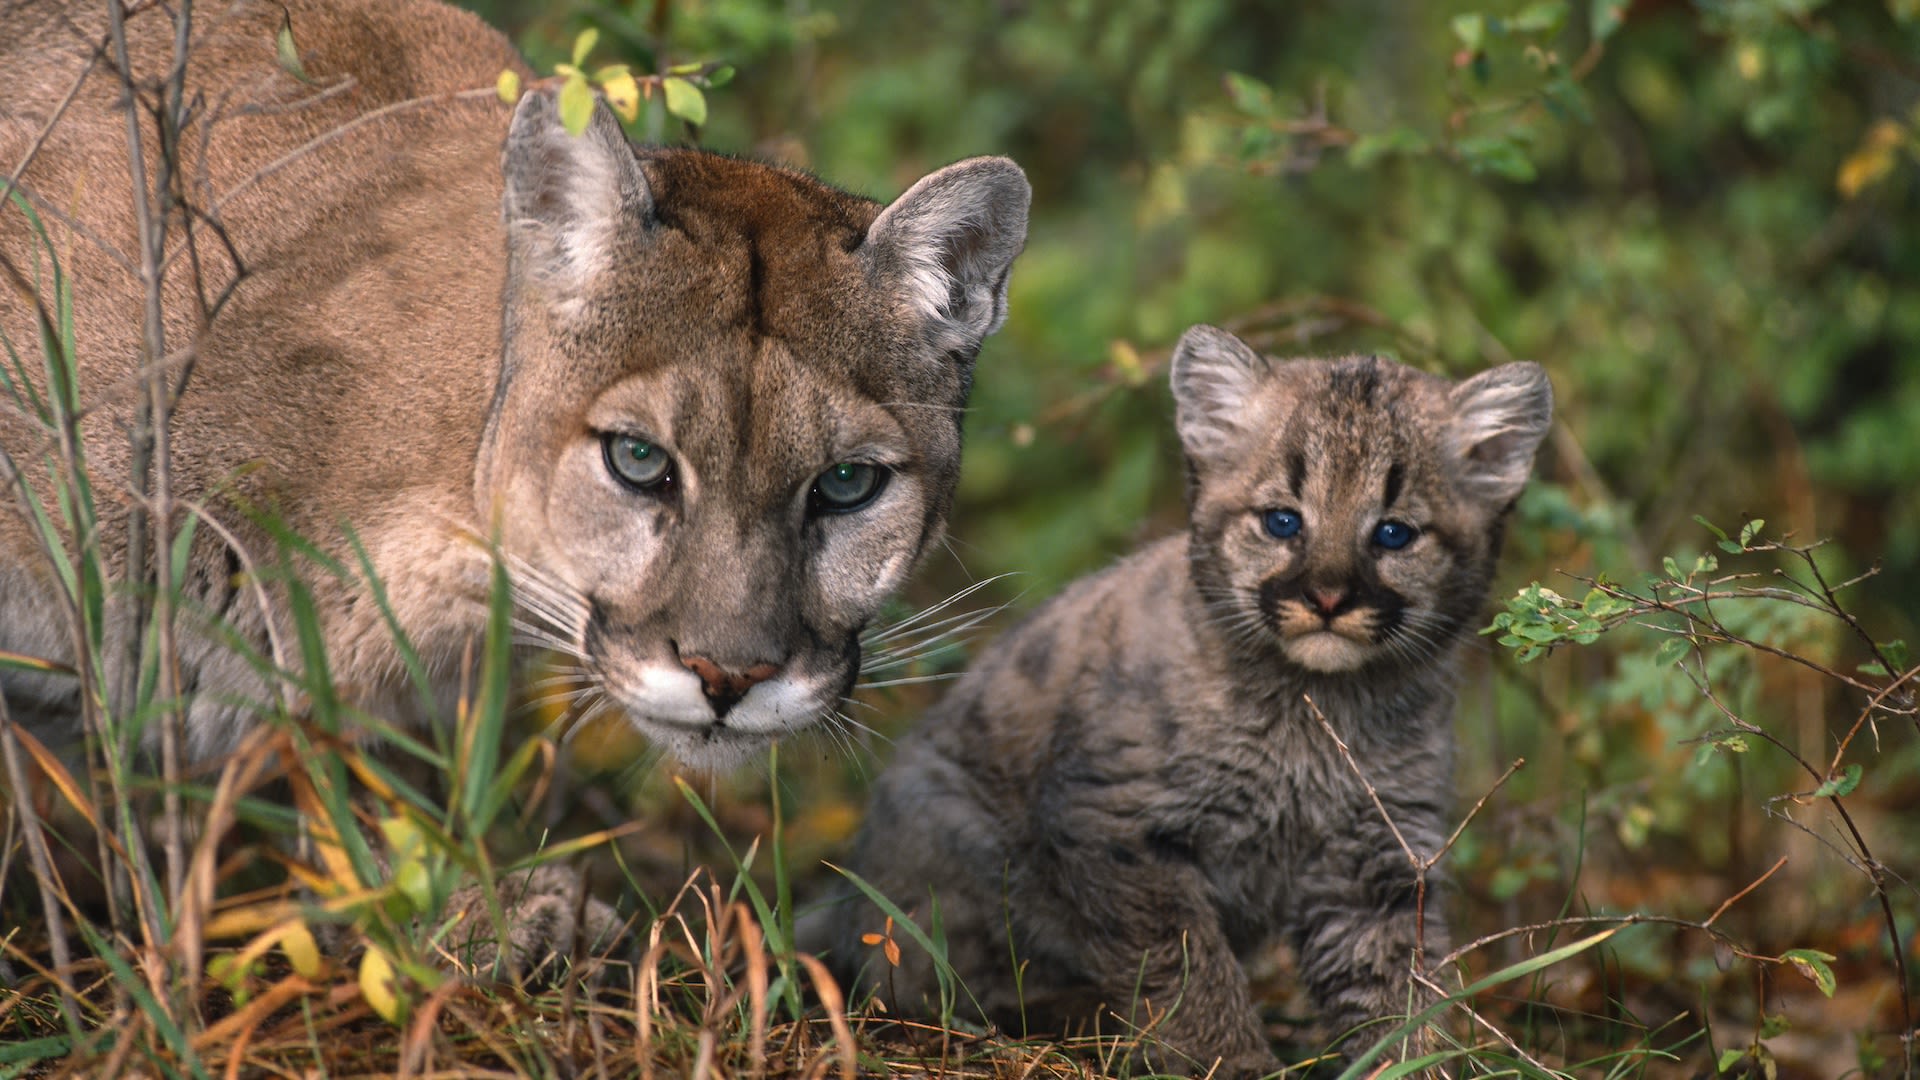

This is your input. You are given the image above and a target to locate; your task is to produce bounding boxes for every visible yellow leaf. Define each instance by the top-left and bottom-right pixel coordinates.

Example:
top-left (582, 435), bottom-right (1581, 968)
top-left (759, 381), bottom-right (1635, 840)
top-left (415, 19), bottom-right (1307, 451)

top-left (281, 922), bottom-right (324, 978)
top-left (884, 937), bottom-right (901, 966)
top-left (1837, 119), bottom-right (1907, 199)
top-left (495, 69), bottom-right (520, 104)
top-left (601, 72), bottom-right (641, 123)
top-left (1109, 339), bottom-right (1146, 386)
top-left (10, 724), bottom-right (100, 833)
top-left (378, 814), bottom-right (425, 859)
top-left (359, 946), bottom-right (405, 1024)
top-left (203, 901), bottom-right (302, 940)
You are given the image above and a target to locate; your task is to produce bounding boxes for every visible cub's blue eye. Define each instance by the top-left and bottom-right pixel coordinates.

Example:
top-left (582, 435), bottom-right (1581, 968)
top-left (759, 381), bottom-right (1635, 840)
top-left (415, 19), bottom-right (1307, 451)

top-left (1373, 520), bottom-right (1415, 550)
top-left (604, 434), bottom-right (673, 490)
top-left (812, 462), bottom-right (888, 512)
top-left (1262, 509), bottom-right (1303, 539)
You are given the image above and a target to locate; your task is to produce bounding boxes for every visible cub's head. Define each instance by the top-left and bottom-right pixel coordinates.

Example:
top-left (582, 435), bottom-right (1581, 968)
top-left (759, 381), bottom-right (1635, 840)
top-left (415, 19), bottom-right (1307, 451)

top-left (1170, 325), bottom-right (1551, 676)
top-left (475, 94), bottom-right (1029, 768)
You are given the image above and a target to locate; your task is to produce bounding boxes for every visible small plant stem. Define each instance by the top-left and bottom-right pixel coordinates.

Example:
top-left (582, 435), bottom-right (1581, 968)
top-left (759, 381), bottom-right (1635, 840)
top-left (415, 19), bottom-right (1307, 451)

top-left (1436, 756), bottom-right (1524, 863)
top-left (0, 694), bottom-right (84, 1038)
top-left (1303, 693), bottom-right (1430, 963)
top-left (1704, 856), bottom-right (1789, 928)
top-left (103, 0), bottom-right (181, 1018)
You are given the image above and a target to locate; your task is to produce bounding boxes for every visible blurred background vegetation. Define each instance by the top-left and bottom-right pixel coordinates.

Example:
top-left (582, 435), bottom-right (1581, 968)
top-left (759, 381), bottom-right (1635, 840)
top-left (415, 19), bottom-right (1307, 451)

top-left (471, 0), bottom-right (1918, 1071)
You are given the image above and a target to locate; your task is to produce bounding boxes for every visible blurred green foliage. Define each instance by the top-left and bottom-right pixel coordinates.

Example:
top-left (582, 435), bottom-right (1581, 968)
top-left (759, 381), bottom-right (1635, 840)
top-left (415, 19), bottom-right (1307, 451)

top-left (468, 0), bottom-right (1920, 1066)
top-left (474, 0), bottom-right (1918, 608)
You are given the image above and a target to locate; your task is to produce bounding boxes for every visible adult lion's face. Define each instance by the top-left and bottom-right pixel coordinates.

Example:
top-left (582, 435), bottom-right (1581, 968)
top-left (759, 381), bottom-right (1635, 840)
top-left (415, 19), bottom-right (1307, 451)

top-left (478, 95), bottom-right (1029, 768)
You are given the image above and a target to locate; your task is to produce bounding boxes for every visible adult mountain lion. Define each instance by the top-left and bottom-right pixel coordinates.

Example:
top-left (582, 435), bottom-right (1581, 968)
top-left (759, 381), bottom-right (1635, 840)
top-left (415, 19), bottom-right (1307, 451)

top-left (0, 0), bottom-right (1029, 778)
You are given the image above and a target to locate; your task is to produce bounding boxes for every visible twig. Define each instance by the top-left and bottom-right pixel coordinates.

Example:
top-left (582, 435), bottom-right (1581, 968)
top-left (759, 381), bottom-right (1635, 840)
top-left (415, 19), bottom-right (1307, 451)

top-left (1436, 757), bottom-right (1524, 865)
top-left (1704, 856), bottom-right (1788, 928)
top-left (0, 693), bottom-right (83, 1037)
top-left (1412, 971), bottom-right (1554, 1074)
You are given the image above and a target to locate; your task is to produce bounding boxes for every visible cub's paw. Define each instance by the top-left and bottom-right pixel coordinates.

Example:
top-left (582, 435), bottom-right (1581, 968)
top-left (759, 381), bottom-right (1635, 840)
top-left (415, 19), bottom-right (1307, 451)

top-left (441, 863), bottom-right (628, 982)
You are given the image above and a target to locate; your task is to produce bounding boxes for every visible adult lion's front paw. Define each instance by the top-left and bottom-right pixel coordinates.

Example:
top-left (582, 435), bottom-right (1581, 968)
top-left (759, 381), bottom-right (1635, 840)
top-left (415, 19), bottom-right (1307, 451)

top-left (441, 863), bottom-right (627, 982)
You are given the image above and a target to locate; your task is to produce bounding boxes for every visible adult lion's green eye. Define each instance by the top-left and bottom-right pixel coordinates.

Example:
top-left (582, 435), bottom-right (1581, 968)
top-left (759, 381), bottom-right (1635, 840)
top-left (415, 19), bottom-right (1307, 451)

top-left (604, 434), bottom-right (673, 490)
top-left (811, 462), bottom-right (888, 513)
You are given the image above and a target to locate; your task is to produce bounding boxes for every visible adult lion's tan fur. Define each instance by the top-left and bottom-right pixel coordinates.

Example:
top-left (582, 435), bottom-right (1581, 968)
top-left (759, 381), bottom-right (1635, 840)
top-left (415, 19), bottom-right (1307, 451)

top-left (0, 0), bottom-right (1030, 765)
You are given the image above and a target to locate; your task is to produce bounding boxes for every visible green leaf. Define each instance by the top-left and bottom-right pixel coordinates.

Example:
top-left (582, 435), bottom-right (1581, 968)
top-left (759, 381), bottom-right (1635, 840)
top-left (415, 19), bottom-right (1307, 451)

top-left (571, 26), bottom-right (599, 67)
top-left (1717, 539), bottom-right (1744, 554)
top-left (706, 64), bottom-right (736, 87)
top-left (0, 1035), bottom-right (73, 1066)
top-left (1759, 1012), bottom-right (1790, 1039)
top-left (1663, 556), bottom-right (1682, 579)
top-left (1693, 554), bottom-right (1718, 575)
top-left (1886, 639), bottom-right (1912, 671)
top-left (666, 60), bottom-right (706, 75)
top-left (1458, 135), bottom-right (1536, 181)
top-left (1812, 763), bottom-right (1862, 799)
top-left (275, 16), bottom-right (310, 82)
top-left (1713, 733), bottom-right (1750, 753)
top-left (1694, 514), bottom-right (1728, 541)
top-left (1543, 76), bottom-right (1593, 123)
top-left (1349, 127), bottom-right (1431, 168)
top-left (1654, 637), bottom-right (1690, 666)
top-left (1718, 1048), bottom-right (1746, 1073)
top-left (558, 73), bottom-right (595, 136)
top-left (1223, 71), bottom-right (1276, 117)
top-left (1451, 13), bottom-right (1486, 52)
top-left (1591, 1), bottom-right (1626, 41)
top-left (1780, 948), bottom-right (1837, 997)
top-left (1510, 1), bottom-right (1568, 33)
top-left (663, 76), bottom-right (707, 126)
top-left (1740, 518), bottom-right (1766, 546)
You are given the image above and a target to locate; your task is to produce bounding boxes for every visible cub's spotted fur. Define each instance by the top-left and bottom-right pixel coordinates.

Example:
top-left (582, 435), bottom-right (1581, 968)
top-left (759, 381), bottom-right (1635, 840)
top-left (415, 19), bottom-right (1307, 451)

top-left (825, 325), bottom-right (1551, 1074)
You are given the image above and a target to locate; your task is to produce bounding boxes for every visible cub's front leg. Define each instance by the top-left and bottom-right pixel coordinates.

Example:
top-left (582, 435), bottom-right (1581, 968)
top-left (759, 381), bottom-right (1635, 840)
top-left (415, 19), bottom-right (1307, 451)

top-left (1288, 794), bottom-right (1447, 1053)
top-left (1030, 813), bottom-right (1278, 1078)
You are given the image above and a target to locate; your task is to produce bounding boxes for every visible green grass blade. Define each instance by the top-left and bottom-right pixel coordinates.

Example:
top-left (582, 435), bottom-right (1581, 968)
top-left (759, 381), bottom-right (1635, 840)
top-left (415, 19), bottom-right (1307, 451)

top-left (76, 923), bottom-right (211, 1080)
top-left (1336, 927), bottom-right (1624, 1080)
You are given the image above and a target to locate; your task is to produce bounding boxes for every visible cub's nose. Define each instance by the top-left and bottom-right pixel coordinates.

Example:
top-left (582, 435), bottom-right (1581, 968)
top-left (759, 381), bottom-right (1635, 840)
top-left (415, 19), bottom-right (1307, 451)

top-left (677, 652), bottom-right (782, 717)
top-left (1305, 586), bottom-right (1349, 618)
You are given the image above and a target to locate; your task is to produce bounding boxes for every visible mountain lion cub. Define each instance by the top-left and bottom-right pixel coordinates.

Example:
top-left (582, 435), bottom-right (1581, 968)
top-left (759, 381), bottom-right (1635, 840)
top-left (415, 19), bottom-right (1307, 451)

top-left (826, 325), bottom-right (1551, 1074)
top-left (0, 0), bottom-right (1028, 776)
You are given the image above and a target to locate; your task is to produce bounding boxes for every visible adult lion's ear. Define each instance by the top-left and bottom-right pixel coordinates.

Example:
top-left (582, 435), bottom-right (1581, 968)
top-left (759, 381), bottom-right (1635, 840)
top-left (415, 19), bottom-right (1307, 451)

top-left (863, 156), bottom-right (1030, 356)
top-left (502, 89), bottom-right (653, 292)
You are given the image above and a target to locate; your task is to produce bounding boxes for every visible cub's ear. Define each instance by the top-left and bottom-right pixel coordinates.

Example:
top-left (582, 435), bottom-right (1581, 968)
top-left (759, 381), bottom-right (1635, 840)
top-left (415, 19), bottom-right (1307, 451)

top-left (1448, 362), bottom-right (1553, 505)
top-left (1170, 324), bottom-right (1270, 464)
top-left (863, 157), bottom-right (1030, 356)
top-left (502, 90), bottom-right (653, 292)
